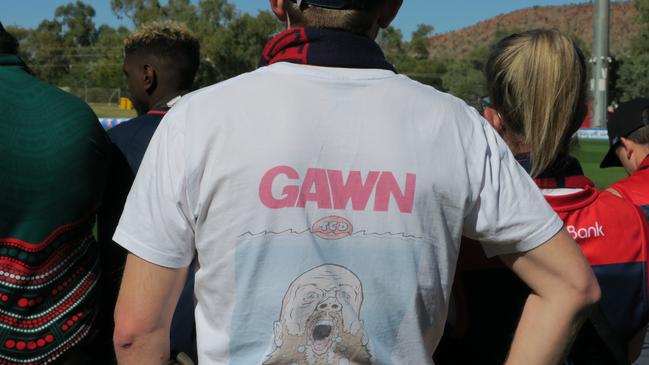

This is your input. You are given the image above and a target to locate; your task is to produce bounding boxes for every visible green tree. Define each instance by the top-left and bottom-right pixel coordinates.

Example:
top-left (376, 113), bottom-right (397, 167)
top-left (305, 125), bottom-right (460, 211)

top-left (197, 11), bottom-right (281, 86)
top-left (164, 0), bottom-right (199, 24)
top-left (377, 25), bottom-right (450, 88)
top-left (441, 58), bottom-right (486, 104)
top-left (4, 25), bottom-right (29, 45)
top-left (55, 1), bottom-right (97, 47)
top-left (410, 24), bottom-right (433, 60)
top-left (377, 26), bottom-right (404, 57)
top-left (613, 0), bottom-right (649, 102)
top-left (198, 0), bottom-right (236, 26)
top-left (111, 0), bottom-right (165, 26)
top-left (614, 54), bottom-right (649, 101)
top-left (24, 20), bottom-right (69, 84)
top-left (111, 0), bottom-right (235, 27)
top-left (90, 25), bottom-right (130, 89)
top-left (632, 0), bottom-right (649, 53)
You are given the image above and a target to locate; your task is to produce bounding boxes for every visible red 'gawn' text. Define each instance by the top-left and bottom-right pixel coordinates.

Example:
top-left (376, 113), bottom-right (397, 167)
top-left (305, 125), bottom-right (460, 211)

top-left (259, 166), bottom-right (416, 213)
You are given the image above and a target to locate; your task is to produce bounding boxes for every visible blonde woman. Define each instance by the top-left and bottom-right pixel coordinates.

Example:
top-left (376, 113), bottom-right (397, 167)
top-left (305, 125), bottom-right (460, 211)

top-left (440, 29), bottom-right (649, 364)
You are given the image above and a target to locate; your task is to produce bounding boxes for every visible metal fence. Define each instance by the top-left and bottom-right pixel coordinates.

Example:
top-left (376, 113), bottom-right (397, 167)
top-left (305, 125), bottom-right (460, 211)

top-left (61, 87), bottom-right (122, 105)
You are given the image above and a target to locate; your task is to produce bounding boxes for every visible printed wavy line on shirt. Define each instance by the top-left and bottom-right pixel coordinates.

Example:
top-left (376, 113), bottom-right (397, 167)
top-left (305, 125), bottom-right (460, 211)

top-left (239, 228), bottom-right (312, 238)
top-left (239, 229), bottom-right (423, 240)
top-left (350, 230), bottom-right (424, 240)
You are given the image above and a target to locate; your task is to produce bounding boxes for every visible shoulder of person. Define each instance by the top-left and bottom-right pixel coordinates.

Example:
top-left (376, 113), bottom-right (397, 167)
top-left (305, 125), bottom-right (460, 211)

top-left (598, 190), bottom-right (647, 222)
top-left (178, 68), bottom-right (271, 108)
top-left (108, 114), bottom-right (160, 139)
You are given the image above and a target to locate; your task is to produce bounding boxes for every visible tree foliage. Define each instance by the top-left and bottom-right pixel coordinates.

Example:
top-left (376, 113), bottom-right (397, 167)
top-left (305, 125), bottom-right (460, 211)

top-left (410, 24), bottom-right (433, 60)
top-left (55, 1), bottom-right (97, 47)
top-left (12, 1), bottom-right (649, 106)
top-left (111, 0), bottom-right (165, 27)
top-left (377, 26), bottom-right (404, 58)
top-left (614, 0), bottom-right (649, 102)
top-left (23, 20), bottom-right (69, 84)
top-left (11, 0), bottom-right (278, 91)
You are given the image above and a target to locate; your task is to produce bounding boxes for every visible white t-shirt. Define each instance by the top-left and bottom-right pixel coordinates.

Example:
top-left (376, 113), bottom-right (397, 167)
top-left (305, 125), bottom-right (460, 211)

top-left (114, 62), bottom-right (562, 364)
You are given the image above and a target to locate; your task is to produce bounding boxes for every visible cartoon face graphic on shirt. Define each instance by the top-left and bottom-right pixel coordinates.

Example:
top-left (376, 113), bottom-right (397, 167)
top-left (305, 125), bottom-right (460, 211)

top-left (264, 264), bottom-right (371, 365)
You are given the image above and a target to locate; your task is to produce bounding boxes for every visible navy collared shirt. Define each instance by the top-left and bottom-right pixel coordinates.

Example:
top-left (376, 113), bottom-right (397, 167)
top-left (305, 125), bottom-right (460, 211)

top-left (108, 109), bottom-right (168, 173)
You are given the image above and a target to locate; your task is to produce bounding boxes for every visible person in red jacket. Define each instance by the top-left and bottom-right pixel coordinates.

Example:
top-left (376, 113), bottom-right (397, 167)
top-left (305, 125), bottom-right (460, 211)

top-left (600, 99), bottom-right (649, 363)
top-left (601, 98), bottom-right (649, 220)
top-left (436, 29), bottom-right (649, 365)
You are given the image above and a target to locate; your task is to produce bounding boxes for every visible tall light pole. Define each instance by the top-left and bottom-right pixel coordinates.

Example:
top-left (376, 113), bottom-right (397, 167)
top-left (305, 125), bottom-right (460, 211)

top-left (592, 0), bottom-right (610, 128)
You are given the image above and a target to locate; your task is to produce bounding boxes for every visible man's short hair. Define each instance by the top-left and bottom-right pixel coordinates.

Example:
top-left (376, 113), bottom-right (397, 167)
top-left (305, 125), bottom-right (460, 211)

top-left (124, 21), bottom-right (200, 90)
top-left (0, 23), bottom-right (19, 55)
top-left (285, 1), bottom-right (384, 35)
top-left (627, 123), bottom-right (649, 145)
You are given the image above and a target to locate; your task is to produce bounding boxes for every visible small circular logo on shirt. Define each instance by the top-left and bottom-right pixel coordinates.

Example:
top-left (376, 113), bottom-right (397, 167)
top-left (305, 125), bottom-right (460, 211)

top-left (312, 216), bottom-right (353, 240)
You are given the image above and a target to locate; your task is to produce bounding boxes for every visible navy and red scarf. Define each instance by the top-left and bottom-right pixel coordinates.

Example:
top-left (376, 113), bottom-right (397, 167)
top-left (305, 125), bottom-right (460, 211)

top-left (259, 27), bottom-right (396, 72)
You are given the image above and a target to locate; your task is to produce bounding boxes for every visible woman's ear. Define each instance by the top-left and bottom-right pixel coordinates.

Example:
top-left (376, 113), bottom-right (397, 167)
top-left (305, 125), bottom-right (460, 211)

top-left (620, 137), bottom-right (635, 161)
top-left (483, 107), bottom-right (504, 133)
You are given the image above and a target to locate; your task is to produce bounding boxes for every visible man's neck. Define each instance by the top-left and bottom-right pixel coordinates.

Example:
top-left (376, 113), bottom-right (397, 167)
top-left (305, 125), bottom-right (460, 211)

top-left (147, 92), bottom-right (184, 112)
top-left (635, 148), bottom-right (649, 171)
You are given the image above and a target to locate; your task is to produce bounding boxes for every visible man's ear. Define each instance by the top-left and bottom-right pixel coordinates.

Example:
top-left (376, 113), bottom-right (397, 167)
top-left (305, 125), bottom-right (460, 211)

top-left (378, 0), bottom-right (403, 28)
top-left (270, 0), bottom-right (288, 22)
top-left (483, 107), bottom-right (504, 132)
top-left (143, 64), bottom-right (156, 95)
top-left (620, 137), bottom-right (635, 161)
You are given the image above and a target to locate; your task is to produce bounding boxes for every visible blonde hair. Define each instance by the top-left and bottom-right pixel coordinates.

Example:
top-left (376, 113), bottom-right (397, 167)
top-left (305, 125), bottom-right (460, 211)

top-left (125, 21), bottom-right (197, 51)
top-left (285, 1), bottom-right (383, 36)
top-left (485, 29), bottom-right (587, 177)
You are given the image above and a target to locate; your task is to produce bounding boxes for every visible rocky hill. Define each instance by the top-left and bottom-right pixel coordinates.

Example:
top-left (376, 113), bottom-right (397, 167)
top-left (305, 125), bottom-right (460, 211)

top-left (429, 1), bottom-right (640, 58)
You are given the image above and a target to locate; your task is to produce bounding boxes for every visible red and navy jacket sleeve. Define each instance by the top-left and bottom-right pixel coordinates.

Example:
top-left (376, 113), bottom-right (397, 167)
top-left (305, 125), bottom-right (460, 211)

top-left (557, 191), bottom-right (649, 342)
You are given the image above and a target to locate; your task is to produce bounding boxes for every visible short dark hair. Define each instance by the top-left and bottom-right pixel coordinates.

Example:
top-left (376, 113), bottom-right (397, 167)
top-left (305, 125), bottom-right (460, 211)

top-left (285, 1), bottom-right (384, 35)
top-left (627, 122), bottom-right (649, 145)
top-left (0, 23), bottom-right (19, 55)
top-left (124, 21), bottom-right (200, 90)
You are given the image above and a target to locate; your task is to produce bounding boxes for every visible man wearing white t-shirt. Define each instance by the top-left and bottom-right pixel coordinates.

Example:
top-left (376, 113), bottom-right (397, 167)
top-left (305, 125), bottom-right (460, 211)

top-left (112, 1), bottom-right (600, 364)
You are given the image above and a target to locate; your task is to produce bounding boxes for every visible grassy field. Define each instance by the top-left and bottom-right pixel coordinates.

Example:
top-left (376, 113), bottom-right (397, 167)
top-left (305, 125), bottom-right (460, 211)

top-left (573, 139), bottom-right (627, 189)
top-left (90, 103), bottom-right (136, 119)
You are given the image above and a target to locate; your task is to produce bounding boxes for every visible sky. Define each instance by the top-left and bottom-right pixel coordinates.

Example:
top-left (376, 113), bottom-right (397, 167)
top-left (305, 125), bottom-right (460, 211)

top-left (0, 0), bottom-right (612, 38)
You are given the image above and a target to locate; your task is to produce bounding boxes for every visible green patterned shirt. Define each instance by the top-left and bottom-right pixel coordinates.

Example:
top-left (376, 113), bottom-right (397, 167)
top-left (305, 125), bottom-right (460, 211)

top-left (0, 54), bottom-right (109, 364)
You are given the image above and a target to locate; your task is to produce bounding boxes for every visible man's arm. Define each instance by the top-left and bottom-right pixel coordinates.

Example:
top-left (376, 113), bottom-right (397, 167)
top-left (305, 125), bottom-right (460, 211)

top-left (114, 254), bottom-right (189, 365)
top-left (500, 229), bottom-right (600, 365)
